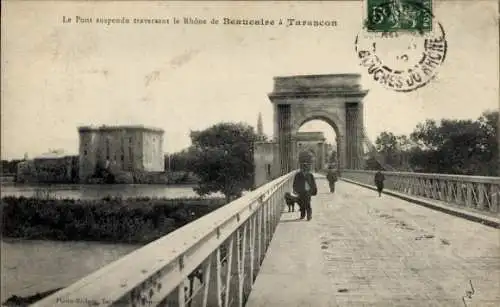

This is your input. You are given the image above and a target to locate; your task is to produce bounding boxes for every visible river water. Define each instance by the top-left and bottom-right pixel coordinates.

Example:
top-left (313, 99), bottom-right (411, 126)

top-left (0, 183), bottom-right (223, 199)
top-left (1, 239), bottom-right (141, 303)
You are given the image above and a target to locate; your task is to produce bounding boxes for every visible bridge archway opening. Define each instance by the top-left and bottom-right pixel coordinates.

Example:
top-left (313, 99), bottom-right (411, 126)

top-left (296, 118), bottom-right (339, 172)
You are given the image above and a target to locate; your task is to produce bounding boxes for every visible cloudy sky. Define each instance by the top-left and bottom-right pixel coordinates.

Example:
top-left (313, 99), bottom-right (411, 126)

top-left (1, 0), bottom-right (498, 159)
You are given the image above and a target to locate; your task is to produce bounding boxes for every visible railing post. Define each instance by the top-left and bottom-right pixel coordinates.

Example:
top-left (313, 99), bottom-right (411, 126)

top-left (269, 190), bottom-right (275, 236)
top-left (236, 224), bottom-right (247, 307)
top-left (223, 236), bottom-right (234, 307)
top-left (439, 180), bottom-right (446, 201)
top-left (431, 179), bottom-right (438, 199)
top-left (216, 247), bottom-right (223, 307)
top-left (269, 190), bottom-right (274, 235)
top-left (447, 181), bottom-right (454, 203)
top-left (202, 254), bottom-right (213, 307)
top-left (257, 198), bottom-right (263, 267)
top-left (424, 179), bottom-right (431, 198)
top-left (416, 177), bottom-right (423, 197)
top-left (491, 185), bottom-right (499, 212)
top-left (478, 183), bottom-right (486, 210)
top-left (266, 193), bottom-right (271, 245)
top-left (249, 214), bottom-right (256, 283)
top-left (456, 182), bottom-right (463, 205)
top-left (276, 185), bottom-right (282, 227)
top-left (178, 257), bottom-right (187, 307)
top-left (261, 199), bottom-right (266, 255)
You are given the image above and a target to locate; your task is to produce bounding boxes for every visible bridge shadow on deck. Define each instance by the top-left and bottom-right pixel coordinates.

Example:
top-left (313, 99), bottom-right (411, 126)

top-left (245, 178), bottom-right (500, 307)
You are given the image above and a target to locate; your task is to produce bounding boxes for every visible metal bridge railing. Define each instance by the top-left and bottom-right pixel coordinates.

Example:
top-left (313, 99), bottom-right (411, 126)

top-left (32, 171), bottom-right (296, 307)
top-left (341, 170), bottom-right (500, 213)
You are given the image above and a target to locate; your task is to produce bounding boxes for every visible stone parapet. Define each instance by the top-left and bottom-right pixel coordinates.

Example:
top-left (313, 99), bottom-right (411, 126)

top-left (269, 74), bottom-right (368, 100)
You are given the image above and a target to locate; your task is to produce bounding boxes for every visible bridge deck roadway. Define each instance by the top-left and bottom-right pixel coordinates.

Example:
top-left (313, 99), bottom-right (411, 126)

top-left (246, 176), bottom-right (500, 307)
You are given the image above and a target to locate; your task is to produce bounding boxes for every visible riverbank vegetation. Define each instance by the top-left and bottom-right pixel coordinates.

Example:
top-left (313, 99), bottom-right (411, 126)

top-left (1, 196), bottom-right (226, 244)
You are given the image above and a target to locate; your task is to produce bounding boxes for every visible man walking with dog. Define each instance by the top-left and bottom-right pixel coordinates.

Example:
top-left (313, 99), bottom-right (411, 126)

top-left (293, 162), bottom-right (317, 221)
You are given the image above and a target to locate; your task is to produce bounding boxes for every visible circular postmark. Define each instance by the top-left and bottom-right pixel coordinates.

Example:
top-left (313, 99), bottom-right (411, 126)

top-left (355, 4), bottom-right (447, 92)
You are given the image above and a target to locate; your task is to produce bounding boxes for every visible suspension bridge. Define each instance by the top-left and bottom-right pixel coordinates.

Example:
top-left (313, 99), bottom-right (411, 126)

top-left (32, 74), bottom-right (500, 307)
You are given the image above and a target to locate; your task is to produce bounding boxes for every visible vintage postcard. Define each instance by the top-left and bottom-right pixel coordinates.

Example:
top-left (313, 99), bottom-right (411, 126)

top-left (1, 1), bottom-right (499, 306)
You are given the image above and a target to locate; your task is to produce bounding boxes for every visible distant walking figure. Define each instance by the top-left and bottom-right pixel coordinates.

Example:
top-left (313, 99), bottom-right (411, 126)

top-left (293, 163), bottom-right (318, 221)
top-left (374, 170), bottom-right (385, 197)
top-left (326, 167), bottom-right (338, 193)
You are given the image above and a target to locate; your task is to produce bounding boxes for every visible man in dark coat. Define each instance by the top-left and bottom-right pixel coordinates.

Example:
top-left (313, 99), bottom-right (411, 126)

top-left (326, 167), bottom-right (338, 193)
top-left (374, 170), bottom-right (385, 197)
top-left (293, 163), bottom-right (318, 221)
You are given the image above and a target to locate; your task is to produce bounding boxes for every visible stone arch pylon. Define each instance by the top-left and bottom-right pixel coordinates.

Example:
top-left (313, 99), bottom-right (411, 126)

top-left (268, 74), bottom-right (368, 175)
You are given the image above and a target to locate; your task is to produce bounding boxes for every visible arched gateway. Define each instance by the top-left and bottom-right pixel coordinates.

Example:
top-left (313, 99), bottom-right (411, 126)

top-left (254, 74), bottom-right (368, 187)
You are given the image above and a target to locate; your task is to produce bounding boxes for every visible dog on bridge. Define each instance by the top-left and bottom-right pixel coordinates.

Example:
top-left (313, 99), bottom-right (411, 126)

top-left (284, 192), bottom-right (300, 212)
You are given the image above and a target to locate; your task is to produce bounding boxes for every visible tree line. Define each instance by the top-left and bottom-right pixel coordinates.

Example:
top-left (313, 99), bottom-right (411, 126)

top-left (365, 110), bottom-right (498, 176)
top-left (2, 110), bottom-right (497, 201)
top-left (0, 159), bottom-right (22, 175)
top-left (166, 122), bottom-right (258, 202)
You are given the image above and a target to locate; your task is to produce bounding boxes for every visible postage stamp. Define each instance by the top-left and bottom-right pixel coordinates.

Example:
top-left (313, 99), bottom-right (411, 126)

top-left (365, 0), bottom-right (433, 33)
top-left (355, 16), bottom-right (447, 92)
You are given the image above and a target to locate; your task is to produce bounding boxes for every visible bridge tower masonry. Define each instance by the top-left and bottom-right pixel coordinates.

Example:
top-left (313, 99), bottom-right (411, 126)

top-left (254, 74), bottom-right (368, 187)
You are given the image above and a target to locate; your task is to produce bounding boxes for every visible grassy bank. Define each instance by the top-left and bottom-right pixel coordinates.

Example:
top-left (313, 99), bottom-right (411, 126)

top-left (1, 196), bottom-right (227, 244)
